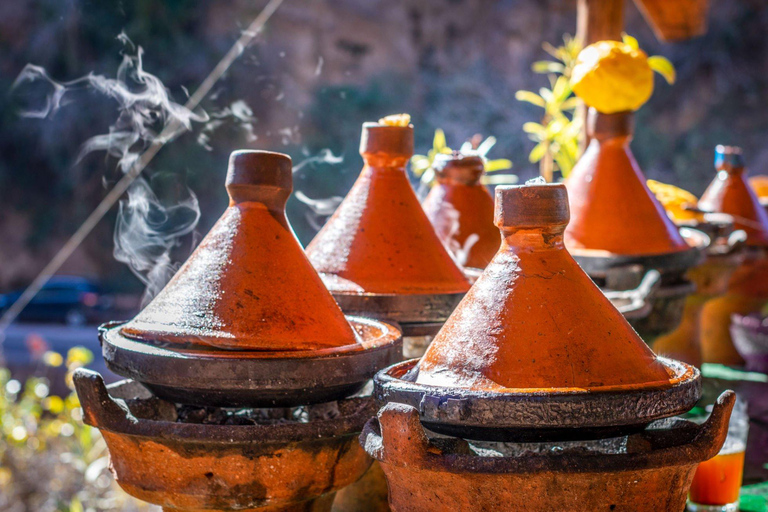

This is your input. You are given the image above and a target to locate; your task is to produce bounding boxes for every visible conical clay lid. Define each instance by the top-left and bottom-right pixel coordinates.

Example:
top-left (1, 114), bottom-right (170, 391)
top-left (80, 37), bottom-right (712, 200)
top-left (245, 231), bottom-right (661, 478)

top-left (121, 151), bottom-right (359, 351)
top-left (699, 146), bottom-right (768, 247)
top-left (422, 153), bottom-right (500, 269)
top-left (416, 181), bottom-right (672, 392)
top-left (306, 121), bottom-right (470, 295)
top-left (565, 110), bottom-right (689, 256)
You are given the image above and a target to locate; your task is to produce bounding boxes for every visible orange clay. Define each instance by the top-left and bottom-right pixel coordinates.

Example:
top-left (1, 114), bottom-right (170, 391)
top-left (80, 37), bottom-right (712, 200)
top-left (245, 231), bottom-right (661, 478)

top-left (699, 146), bottom-right (768, 247)
top-left (749, 175), bottom-right (768, 199)
top-left (417, 182), bottom-right (672, 392)
top-left (422, 154), bottom-right (499, 269)
top-left (565, 109), bottom-right (689, 256)
top-left (652, 256), bottom-right (742, 367)
top-left (121, 150), bottom-right (359, 351)
top-left (306, 122), bottom-right (470, 295)
top-left (689, 450), bottom-right (745, 506)
top-left (652, 295), bottom-right (705, 368)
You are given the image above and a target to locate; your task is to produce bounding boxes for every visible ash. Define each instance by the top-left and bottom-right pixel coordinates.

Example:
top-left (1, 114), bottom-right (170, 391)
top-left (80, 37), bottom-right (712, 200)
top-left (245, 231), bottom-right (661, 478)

top-left (124, 395), bottom-right (340, 425)
top-left (176, 401), bottom-right (341, 425)
top-left (466, 437), bottom-right (628, 457)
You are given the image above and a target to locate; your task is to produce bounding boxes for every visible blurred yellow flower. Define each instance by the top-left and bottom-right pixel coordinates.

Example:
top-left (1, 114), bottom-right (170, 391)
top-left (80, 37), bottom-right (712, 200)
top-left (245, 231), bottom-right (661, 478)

top-left (43, 351), bottom-right (64, 367)
top-left (647, 179), bottom-right (703, 223)
top-left (378, 113), bottom-right (411, 126)
top-left (571, 35), bottom-right (675, 114)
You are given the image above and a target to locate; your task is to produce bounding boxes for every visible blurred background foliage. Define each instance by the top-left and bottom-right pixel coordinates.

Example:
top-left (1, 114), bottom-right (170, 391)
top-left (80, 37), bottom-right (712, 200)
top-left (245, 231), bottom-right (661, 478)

top-left (1, 0), bottom-right (768, 294)
top-left (0, 346), bottom-right (151, 511)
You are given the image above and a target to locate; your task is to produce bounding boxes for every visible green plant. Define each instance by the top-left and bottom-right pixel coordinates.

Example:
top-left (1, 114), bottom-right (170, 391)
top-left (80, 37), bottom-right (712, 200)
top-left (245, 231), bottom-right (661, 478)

top-left (515, 35), bottom-right (583, 182)
top-left (0, 347), bottom-right (150, 511)
top-left (411, 129), bottom-right (515, 188)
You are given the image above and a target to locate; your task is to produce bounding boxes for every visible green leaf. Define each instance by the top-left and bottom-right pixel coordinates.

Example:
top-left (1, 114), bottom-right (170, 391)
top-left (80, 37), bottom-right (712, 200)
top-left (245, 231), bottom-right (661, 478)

top-left (622, 33), bottom-right (639, 50)
top-left (485, 159), bottom-right (513, 172)
top-left (481, 174), bottom-right (519, 185)
top-left (648, 55), bottom-right (676, 84)
top-left (433, 129), bottom-right (447, 152)
top-left (532, 61), bottom-right (565, 75)
top-left (529, 142), bottom-right (548, 163)
top-left (560, 97), bottom-right (581, 111)
top-left (522, 122), bottom-right (545, 135)
top-left (552, 76), bottom-right (571, 102)
top-left (515, 90), bottom-right (546, 108)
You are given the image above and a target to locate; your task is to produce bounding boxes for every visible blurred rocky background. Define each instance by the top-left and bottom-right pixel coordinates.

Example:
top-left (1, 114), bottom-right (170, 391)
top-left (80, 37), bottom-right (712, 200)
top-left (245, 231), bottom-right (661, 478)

top-left (0, 0), bottom-right (766, 294)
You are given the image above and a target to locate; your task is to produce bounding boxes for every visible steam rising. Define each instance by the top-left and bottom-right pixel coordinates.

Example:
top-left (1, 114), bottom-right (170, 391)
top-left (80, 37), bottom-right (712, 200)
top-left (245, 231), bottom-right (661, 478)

top-left (13, 36), bottom-right (207, 304)
top-left (293, 149), bottom-right (344, 230)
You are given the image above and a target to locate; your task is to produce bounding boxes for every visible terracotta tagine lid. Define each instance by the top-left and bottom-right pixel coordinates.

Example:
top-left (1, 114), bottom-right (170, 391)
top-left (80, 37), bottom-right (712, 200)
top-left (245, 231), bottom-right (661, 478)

top-left (306, 120), bottom-right (470, 295)
top-left (699, 146), bottom-right (768, 247)
top-left (565, 109), bottom-right (690, 256)
top-left (421, 152), bottom-right (500, 269)
top-left (415, 181), bottom-right (673, 392)
top-left (120, 150), bottom-right (359, 351)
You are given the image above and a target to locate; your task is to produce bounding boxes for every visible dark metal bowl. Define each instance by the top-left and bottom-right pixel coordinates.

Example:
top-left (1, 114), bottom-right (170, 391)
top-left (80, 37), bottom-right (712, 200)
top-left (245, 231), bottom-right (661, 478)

top-left (373, 357), bottom-right (701, 442)
top-left (100, 316), bottom-right (402, 408)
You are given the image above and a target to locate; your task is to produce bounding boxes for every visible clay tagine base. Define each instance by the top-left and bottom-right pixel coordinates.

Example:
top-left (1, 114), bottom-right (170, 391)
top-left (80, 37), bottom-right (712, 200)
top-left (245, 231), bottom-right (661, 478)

top-left (74, 370), bottom-right (375, 512)
top-left (362, 393), bottom-right (734, 512)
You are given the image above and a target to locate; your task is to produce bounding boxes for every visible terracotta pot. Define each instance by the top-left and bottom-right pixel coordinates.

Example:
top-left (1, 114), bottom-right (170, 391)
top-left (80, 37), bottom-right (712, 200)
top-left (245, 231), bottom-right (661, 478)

top-left (696, 147), bottom-right (768, 363)
top-left (99, 150), bottom-right (403, 408)
top-left (75, 370), bottom-right (374, 512)
top-left (306, 122), bottom-right (470, 296)
top-left (376, 183), bottom-right (700, 444)
top-left (652, 253), bottom-right (742, 367)
top-left (421, 153), bottom-right (499, 270)
top-left (417, 182), bottom-right (673, 392)
top-left (632, 0), bottom-right (709, 42)
top-left (565, 109), bottom-right (690, 257)
top-left (699, 146), bottom-right (768, 248)
top-left (362, 392), bottom-right (734, 512)
top-left (122, 150), bottom-right (358, 351)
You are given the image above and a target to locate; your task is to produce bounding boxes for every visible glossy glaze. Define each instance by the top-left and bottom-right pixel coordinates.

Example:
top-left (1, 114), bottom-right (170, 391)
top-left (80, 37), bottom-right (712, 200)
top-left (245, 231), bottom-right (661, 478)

top-left (422, 154), bottom-right (499, 269)
top-left (565, 109), bottom-right (689, 256)
top-left (122, 150), bottom-right (358, 351)
top-left (699, 146), bottom-right (768, 247)
top-left (416, 182), bottom-right (672, 392)
top-left (306, 123), bottom-right (470, 295)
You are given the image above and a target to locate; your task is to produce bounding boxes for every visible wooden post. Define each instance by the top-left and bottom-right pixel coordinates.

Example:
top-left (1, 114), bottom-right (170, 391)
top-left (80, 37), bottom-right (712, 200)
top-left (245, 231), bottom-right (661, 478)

top-left (577, 0), bottom-right (625, 45)
top-left (576, 0), bottom-right (625, 152)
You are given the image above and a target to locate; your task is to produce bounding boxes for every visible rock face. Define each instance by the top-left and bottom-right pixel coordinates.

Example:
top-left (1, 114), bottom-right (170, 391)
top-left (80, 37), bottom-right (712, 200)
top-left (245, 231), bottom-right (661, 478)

top-left (3, 0), bottom-right (768, 289)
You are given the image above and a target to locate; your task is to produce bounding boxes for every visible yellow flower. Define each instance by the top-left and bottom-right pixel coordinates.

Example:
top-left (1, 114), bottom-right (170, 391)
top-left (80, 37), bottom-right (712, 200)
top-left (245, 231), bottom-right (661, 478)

top-left (570, 35), bottom-right (675, 114)
top-left (647, 179), bottom-right (703, 223)
top-left (378, 113), bottom-right (411, 127)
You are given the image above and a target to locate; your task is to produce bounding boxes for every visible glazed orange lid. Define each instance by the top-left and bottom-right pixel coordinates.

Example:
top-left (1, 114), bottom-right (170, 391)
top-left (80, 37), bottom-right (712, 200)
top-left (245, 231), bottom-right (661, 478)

top-left (306, 120), bottom-right (471, 295)
top-left (422, 152), bottom-right (499, 269)
top-left (121, 150), bottom-right (359, 351)
top-left (699, 146), bottom-right (768, 247)
top-left (416, 180), bottom-right (673, 392)
top-left (565, 109), bottom-right (689, 256)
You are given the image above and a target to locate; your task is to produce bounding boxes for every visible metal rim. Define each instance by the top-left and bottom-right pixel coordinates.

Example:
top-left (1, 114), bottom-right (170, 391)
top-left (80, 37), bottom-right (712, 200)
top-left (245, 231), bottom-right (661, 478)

top-left (373, 357), bottom-right (701, 439)
top-left (330, 290), bottom-right (465, 325)
top-left (571, 230), bottom-right (708, 278)
top-left (101, 316), bottom-right (402, 408)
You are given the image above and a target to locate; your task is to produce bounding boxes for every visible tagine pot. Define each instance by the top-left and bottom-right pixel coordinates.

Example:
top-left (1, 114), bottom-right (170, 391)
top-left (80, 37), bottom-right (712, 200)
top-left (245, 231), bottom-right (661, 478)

top-left (306, 121), bottom-right (470, 358)
top-left (564, 109), bottom-right (704, 344)
top-left (77, 151), bottom-right (404, 512)
top-left (365, 182), bottom-right (731, 511)
top-left (632, 0), bottom-right (709, 42)
top-left (697, 146), bottom-right (768, 365)
top-left (421, 152), bottom-right (499, 272)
